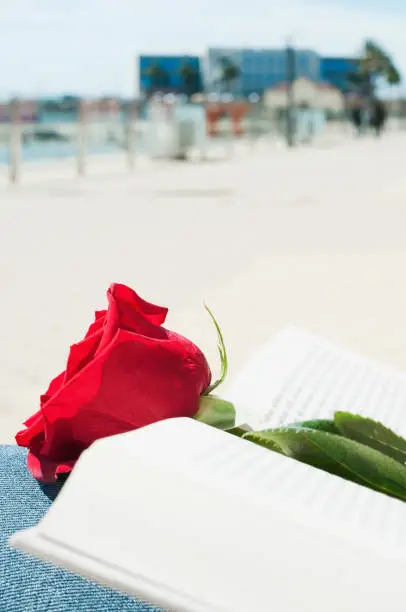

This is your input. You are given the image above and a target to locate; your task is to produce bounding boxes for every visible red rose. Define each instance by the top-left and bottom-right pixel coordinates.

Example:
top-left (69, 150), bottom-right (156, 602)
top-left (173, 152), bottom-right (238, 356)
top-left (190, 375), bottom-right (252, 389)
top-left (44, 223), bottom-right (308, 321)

top-left (16, 283), bottom-right (211, 482)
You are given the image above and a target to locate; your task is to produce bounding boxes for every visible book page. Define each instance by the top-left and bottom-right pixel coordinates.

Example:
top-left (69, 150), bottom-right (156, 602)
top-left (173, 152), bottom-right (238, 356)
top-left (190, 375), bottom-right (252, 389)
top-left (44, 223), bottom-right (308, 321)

top-left (224, 327), bottom-right (406, 433)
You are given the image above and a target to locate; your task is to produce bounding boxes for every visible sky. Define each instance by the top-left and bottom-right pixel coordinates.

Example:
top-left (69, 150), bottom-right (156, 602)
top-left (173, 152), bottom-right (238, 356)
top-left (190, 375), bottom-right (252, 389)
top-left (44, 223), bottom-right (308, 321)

top-left (1, 0), bottom-right (406, 98)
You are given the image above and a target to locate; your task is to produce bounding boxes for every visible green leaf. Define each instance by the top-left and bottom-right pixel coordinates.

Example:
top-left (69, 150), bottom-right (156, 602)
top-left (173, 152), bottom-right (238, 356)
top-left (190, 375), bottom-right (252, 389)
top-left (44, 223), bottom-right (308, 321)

top-left (334, 412), bottom-right (406, 464)
top-left (227, 424), bottom-right (252, 438)
top-left (194, 395), bottom-right (235, 430)
top-left (245, 427), bottom-right (406, 502)
top-left (243, 431), bottom-right (285, 455)
top-left (244, 420), bottom-right (339, 451)
top-left (203, 304), bottom-right (228, 394)
top-left (285, 419), bottom-right (340, 434)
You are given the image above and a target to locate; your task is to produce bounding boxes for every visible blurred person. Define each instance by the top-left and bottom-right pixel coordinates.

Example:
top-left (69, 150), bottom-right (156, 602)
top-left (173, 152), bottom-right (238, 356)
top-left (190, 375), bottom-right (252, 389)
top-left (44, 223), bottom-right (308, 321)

top-left (347, 96), bottom-right (365, 137)
top-left (350, 106), bottom-right (363, 136)
top-left (369, 98), bottom-right (387, 137)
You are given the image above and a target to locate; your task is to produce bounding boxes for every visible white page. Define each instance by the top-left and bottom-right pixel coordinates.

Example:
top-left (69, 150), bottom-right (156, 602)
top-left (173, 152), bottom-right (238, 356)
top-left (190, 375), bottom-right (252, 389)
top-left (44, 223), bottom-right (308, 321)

top-left (224, 326), bottom-right (406, 433)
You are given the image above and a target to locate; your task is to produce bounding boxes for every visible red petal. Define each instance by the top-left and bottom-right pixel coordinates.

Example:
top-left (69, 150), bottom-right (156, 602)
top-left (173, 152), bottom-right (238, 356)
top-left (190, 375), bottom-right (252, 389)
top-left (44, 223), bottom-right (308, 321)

top-left (97, 286), bottom-right (168, 354)
top-left (40, 371), bottom-right (66, 407)
top-left (26, 449), bottom-right (75, 483)
top-left (23, 409), bottom-right (42, 428)
top-left (15, 413), bottom-right (45, 446)
top-left (64, 329), bottom-right (104, 383)
top-left (109, 284), bottom-right (168, 326)
top-left (84, 310), bottom-right (107, 338)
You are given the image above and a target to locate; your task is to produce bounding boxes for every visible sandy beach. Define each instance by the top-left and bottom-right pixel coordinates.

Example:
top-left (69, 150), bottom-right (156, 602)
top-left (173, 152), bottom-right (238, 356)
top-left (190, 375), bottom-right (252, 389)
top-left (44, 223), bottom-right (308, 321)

top-left (1, 130), bottom-right (406, 442)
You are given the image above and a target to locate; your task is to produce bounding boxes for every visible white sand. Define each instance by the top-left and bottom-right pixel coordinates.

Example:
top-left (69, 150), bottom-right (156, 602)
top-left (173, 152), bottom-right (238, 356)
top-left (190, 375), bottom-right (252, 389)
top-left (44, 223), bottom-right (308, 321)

top-left (1, 130), bottom-right (406, 443)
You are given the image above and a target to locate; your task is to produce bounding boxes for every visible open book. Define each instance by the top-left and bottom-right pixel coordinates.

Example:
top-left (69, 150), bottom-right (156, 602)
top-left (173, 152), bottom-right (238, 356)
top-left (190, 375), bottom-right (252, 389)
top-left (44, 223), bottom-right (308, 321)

top-left (10, 327), bottom-right (406, 612)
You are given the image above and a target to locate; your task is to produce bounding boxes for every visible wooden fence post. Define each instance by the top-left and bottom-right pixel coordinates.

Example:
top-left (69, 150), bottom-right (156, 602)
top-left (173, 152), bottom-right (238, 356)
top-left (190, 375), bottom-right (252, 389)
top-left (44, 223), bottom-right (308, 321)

top-left (76, 101), bottom-right (87, 177)
top-left (8, 101), bottom-right (21, 184)
top-left (126, 104), bottom-right (137, 170)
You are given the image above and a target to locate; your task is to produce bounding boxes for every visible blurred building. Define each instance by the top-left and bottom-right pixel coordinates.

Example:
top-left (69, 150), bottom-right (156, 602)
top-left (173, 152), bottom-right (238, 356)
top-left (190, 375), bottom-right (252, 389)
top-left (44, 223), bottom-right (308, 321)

top-left (0, 100), bottom-right (39, 123)
top-left (37, 97), bottom-right (81, 123)
top-left (264, 78), bottom-right (344, 116)
top-left (139, 55), bottom-right (203, 96)
top-left (382, 98), bottom-right (406, 117)
top-left (205, 47), bottom-right (321, 97)
top-left (0, 103), bottom-right (8, 123)
top-left (320, 57), bottom-right (359, 92)
top-left (317, 82), bottom-right (346, 114)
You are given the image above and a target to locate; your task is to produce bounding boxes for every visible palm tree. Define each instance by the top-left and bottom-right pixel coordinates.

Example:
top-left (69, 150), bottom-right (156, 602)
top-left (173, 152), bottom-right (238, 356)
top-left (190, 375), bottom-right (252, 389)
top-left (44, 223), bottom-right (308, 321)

top-left (179, 62), bottom-right (200, 99)
top-left (386, 64), bottom-right (402, 87)
top-left (216, 57), bottom-right (240, 95)
top-left (348, 39), bottom-right (401, 96)
top-left (143, 63), bottom-right (169, 97)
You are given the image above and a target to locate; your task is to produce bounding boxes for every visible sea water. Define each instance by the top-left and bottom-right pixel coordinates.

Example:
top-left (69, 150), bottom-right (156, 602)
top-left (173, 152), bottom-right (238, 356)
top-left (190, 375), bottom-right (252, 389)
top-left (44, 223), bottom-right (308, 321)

top-left (0, 141), bottom-right (123, 164)
top-left (0, 118), bottom-right (147, 165)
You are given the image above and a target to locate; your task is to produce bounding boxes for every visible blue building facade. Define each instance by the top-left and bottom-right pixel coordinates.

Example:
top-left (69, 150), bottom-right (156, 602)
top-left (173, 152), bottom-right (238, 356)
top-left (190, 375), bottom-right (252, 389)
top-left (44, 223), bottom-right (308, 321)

top-left (206, 48), bottom-right (321, 97)
top-left (320, 57), bottom-right (359, 92)
top-left (137, 51), bottom-right (359, 99)
top-left (139, 55), bottom-right (203, 96)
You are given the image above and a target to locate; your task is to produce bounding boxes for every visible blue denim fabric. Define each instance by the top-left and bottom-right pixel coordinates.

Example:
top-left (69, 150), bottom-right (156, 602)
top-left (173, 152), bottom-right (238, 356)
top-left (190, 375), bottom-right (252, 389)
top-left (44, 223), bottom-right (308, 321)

top-left (0, 445), bottom-right (161, 611)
